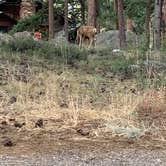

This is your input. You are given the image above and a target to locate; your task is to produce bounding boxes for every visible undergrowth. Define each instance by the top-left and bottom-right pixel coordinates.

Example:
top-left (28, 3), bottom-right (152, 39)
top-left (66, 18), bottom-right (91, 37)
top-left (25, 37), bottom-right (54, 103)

top-left (0, 40), bottom-right (166, 138)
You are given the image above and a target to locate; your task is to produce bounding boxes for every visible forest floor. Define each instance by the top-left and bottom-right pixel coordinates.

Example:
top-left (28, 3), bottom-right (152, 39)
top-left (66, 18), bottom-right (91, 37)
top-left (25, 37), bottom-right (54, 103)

top-left (0, 45), bottom-right (166, 165)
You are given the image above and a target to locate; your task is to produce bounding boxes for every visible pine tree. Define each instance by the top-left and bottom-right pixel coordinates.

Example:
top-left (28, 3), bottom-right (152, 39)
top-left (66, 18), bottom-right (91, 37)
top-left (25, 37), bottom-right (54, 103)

top-left (48, 0), bottom-right (54, 39)
top-left (117, 0), bottom-right (126, 48)
top-left (64, 0), bottom-right (69, 40)
top-left (154, 0), bottom-right (163, 50)
top-left (88, 0), bottom-right (97, 27)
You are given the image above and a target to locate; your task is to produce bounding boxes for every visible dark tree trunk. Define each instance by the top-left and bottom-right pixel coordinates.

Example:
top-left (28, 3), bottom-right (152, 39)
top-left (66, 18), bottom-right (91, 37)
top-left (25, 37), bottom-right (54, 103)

top-left (154, 0), bottom-right (162, 50)
top-left (114, 0), bottom-right (119, 30)
top-left (161, 0), bottom-right (166, 42)
top-left (48, 0), bottom-right (54, 40)
top-left (145, 0), bottom-right (151, 48)
top-left (88, 0), bottom-right (97, 27)
top-left (117, 0), bottom-right (126, 48)
top-left (80, 0), bottom-right (85, 25)
top-left (64, 0), bottom-right (69, 40)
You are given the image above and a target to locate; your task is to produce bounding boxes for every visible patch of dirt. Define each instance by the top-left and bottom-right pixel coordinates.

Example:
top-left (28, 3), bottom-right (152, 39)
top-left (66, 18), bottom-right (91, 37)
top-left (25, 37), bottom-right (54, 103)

top-left (0, 115), bottom-right (166, 155)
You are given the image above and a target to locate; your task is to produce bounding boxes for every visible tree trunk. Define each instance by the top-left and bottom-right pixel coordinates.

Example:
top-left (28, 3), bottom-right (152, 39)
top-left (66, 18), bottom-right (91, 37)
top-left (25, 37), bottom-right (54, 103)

top-left (80, 0), bottom-right (85, 25)
top-left (88, 0), bottom-right (97, 27)
top-left (20, 0), bottom-right (35, 19)
top-left (126, 16), bottom-right (133, 32)
top-left (154, 0), bottom-right (162, 50)
top-left (145, 0), bottom-right (151, 48)
top-left (114, 0), bottom-right (119, 30)
top-left (161, 0), bottom-right (166, 42)
top-left (64, 0), bottom-right (69, 40)
top-left (117, 0), bottom-right (126, 48)
top-left (49, 0), bottom-right (54, 40)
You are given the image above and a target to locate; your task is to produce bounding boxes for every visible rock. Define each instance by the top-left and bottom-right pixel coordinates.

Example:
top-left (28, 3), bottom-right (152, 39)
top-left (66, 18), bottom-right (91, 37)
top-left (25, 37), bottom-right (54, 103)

top-left (8, 118), bottom-right (16, 122)
top-left (13, 31), bottom-right (32, 39)
top-left (2, 138), bottom-right (14, 147)
top-left (51, 30), bottom-right (68, 45)
top-left (1, 121), bottom-right (8, 126)
top-left (96, 30), bottom-right (137, 49)
top-left (14, 122), bottom-right (25, 128)
top-left (0, 33), bottom-right (13, 43)
top-left (8, 96), bottom-right (17, 105)
top-left (76, 128), bottom-right (90, 136)
top-left (35, 119), bottom-right (44, 128)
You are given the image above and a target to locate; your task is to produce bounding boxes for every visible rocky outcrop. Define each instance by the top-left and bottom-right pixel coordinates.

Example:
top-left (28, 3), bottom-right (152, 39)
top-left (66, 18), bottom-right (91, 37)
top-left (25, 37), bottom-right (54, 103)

top-left (51, 30), bottom-right (68, 45)
top-left (13, 31), bottom-right (33, 39)
top-left (20, 0), bottom-right (35, 19)
top-left (96, 30), bottom-right (137, 49)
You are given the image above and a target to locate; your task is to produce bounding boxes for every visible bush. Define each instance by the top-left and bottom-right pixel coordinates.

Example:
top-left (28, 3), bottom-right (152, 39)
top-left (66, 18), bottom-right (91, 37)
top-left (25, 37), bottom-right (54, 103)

top-left (38, 43), bottom-right (88, 64)
top-left (1, 38), bottom-right (88, 65)
top-left (110, 56), bottom-right (135, 77)
top-left (10, 14), bottom-right (42, 34)
top-left (1, 38), bottom-right (38, 53)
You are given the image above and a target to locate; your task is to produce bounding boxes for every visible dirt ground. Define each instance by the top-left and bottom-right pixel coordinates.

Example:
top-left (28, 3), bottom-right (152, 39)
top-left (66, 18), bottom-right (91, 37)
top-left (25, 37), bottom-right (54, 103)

top-left (0, 122), bottom-right (166, 165)
top-left (0, 116), bottom-right (166, 154)
top-left (0, 52), bottom-right (166, 165)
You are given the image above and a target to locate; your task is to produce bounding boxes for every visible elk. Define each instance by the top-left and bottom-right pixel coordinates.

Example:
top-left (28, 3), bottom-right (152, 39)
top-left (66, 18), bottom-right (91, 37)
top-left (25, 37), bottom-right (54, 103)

top-left (76, 25), bottom-right (97, 48)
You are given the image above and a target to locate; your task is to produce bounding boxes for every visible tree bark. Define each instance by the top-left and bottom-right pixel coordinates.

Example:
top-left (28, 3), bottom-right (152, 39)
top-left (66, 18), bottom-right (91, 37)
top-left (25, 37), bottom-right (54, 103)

top-left (48, 0), bottom-right (54, 40)
top-left (154, 0), bottom-right (162, 50)
top-left (80, 0), bottom-right (85, 25)
top-left (20, 0), bottom-right (35, 19)
top-left (161, 0), bottom-right (166, 41)
top-left (126, 16), bottom-right (133, 32)
top-left (145, 0), bottom-right (151, 48)
top-left (114, 0), bottom-right (119, 30)
top-left (88, 0), bottom-right (97, 27)
top-left (64, 0), bottom-right (69, 40)
top-left (117, 0), bottom-right (126, 48)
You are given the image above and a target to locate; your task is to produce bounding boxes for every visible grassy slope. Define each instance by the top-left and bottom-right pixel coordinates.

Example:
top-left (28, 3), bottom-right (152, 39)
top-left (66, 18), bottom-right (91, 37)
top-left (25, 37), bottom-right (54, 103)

top-left (0, 41), bottom-right (166, 141)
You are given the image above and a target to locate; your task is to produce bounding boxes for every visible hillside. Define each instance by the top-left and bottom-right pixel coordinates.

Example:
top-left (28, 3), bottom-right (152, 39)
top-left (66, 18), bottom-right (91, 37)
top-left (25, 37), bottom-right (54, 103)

top-left (0, 38), bottom-right (166, 153)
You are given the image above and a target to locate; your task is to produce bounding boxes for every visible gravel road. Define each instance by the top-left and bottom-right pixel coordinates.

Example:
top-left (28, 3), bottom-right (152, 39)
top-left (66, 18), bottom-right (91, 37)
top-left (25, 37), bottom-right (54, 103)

top-left (0, 149), bottom-right (166, 166)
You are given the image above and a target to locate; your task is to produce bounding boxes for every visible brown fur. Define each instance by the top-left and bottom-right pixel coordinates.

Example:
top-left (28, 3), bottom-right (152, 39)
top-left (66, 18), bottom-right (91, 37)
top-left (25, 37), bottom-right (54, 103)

top-left (76, 26), bottom-right (97, 48)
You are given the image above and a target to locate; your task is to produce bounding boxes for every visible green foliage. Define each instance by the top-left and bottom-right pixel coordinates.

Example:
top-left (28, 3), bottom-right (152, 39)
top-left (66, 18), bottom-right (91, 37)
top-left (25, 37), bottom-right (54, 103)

top-left (1, 38), bottom-right (37, 53)
top-left (1, 38), bottom-right (88, 65)
top-left (10, 14), bottom-right (42, 34)
top-left (110, 56), bottom-right (135, 77)
top-left (97, 0), bottom-right (115, 30)
top-left (37, 43), bottom-right (88, 64)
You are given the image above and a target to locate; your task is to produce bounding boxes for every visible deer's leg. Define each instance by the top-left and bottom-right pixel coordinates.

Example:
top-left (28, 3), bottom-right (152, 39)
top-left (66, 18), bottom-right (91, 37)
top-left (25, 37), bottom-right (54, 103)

top-left (88, 37), bottom-right (93, 49)
top-left (79, 35), bottom-right (82, 48)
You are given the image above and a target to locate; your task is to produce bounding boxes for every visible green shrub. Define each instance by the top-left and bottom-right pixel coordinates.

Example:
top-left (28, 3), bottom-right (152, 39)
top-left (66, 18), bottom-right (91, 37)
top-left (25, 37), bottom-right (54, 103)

top-left (38, 43), bottom-right (88, 64)
top-left (1, 38), bottom-right (38, 53)
top-left (110, 56), bottom-right (135, 77)
top-left (1, 38), bottom-right (88, 65)
top-left (10, 14), bottom-right (42, 34)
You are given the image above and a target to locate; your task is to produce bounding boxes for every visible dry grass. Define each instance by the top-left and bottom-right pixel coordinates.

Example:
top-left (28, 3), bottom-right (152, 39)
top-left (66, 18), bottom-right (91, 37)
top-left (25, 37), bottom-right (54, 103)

top-left (0, 51), bottom-right (166, 140)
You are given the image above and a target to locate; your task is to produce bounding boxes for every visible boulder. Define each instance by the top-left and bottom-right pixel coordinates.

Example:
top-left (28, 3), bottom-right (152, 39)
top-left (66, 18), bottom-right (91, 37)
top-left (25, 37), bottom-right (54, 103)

top-left (13, 31), bottom-right (33, 39)
top-left (0, 33), bottom-right (13, 43)
top-left (51, 30), bottom-right (68, 45)
top-left (96, 30), bottom-right (137, 49)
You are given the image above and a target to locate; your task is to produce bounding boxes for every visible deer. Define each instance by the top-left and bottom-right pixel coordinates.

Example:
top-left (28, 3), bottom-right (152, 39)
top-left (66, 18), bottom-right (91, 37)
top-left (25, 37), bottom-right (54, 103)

top-left (76, 25), bottom-right (97, 49)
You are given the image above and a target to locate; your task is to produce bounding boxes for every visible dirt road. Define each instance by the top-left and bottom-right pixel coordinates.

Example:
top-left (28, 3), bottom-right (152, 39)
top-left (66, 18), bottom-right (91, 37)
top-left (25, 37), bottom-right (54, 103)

top-left (0, 148), bottom-right (166, 166)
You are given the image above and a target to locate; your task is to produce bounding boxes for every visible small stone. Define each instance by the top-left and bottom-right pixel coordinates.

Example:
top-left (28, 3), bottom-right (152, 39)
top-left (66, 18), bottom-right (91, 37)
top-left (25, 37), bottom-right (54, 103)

top-left (1, 121), bottom-right (8, 125)
top-left (76, 128), bottom-right (90, 136)
top-left (8, 96), bottom-right (17, 105)
top-left (2, 138), bottom-right (14, 147)
top-left (14, 122), bottom-right (25, 128)
top-left (35, 119), bottom-right (44, 128)
top-left (8, 118), bottom-right (15, 122)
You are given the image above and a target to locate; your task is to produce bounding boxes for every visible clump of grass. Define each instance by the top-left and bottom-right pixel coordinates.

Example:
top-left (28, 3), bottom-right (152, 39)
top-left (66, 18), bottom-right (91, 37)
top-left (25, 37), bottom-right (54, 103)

top-left (1, 38), bottom-right (88, 66)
